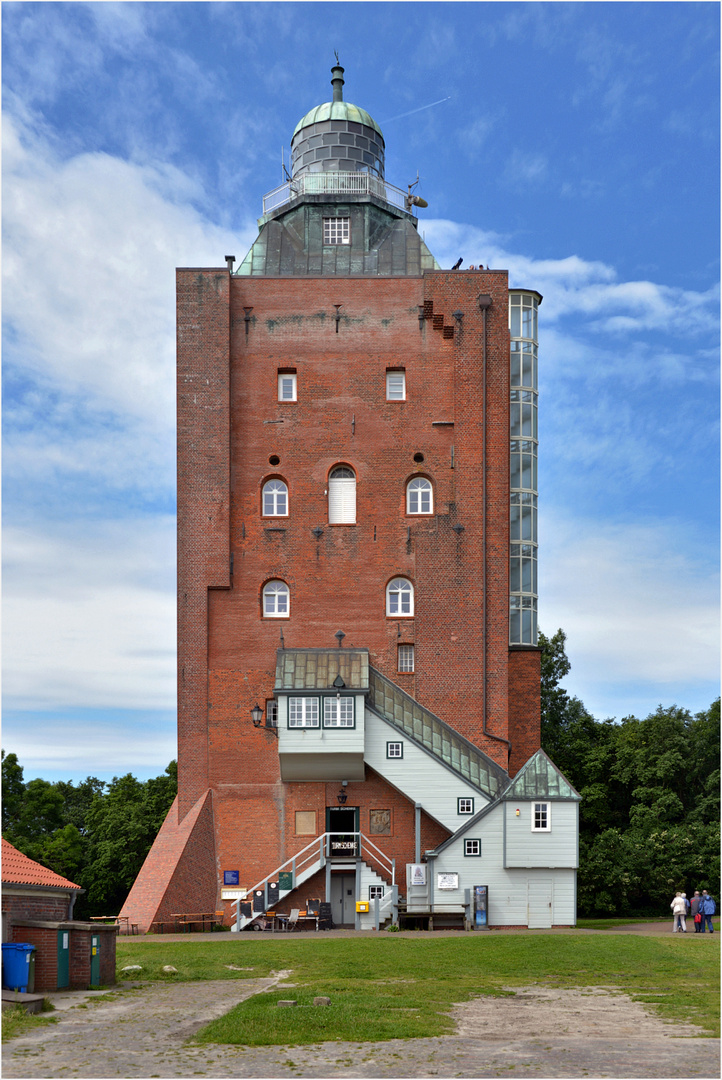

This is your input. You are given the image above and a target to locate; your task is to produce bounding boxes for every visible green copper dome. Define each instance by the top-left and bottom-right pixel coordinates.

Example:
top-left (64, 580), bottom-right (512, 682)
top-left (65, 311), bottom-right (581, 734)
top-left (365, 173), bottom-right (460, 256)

top-left (292, 101), bottom-right (383, 141)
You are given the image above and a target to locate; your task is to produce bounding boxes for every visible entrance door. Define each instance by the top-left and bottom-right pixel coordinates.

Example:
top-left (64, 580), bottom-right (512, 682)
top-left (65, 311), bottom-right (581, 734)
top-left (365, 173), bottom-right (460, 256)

top-left (57, 930), bottom-right (70, 989)
top-left (528, 879), bottom-right (553, 929)
top-left (326, 806), bottom-right (359, 857)
top-left (330, 873), bottom-right (357, 926)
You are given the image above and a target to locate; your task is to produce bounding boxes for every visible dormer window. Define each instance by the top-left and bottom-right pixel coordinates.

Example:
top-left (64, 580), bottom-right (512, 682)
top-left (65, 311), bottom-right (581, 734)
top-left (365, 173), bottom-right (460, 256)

top-left (324, 217), bottom-right (350, 245)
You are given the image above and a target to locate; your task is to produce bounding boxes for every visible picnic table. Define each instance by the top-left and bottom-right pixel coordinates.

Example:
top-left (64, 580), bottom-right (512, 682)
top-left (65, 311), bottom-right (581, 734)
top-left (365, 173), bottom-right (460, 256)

top-left (89, 915), bottom-right (137, 935)
top-left (169, 912), bottom-right (218, 933)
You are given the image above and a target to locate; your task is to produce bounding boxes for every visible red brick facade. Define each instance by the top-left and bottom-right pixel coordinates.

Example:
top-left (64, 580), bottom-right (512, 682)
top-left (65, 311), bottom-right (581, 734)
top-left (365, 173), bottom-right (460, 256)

top-left (120, 261), bottom-right (542, 931)
top-left (9, 922), bottom-right (116, 991)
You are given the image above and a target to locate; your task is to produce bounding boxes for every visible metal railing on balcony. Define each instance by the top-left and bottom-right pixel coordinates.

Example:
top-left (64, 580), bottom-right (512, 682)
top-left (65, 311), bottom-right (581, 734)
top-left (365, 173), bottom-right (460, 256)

top-left (262, 172), bottom-right (410, 215)
top-left (368, 667), bottom-right (508, 800)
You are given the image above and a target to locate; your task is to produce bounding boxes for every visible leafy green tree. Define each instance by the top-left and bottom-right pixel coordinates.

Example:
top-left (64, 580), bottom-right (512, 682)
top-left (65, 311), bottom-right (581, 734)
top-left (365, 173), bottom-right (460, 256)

top-left (3, 775), bottom-right (65, 861)
top-left (54, 776), bottom-right (106, 835)
top-left (1, 751), bottom-right (25, 833)
top-left (41, 823), bottom-right (86, 885)
top-left (81, 765), bottom-right (177, 913)
top-left (2, 754), bottom-right (177, 917)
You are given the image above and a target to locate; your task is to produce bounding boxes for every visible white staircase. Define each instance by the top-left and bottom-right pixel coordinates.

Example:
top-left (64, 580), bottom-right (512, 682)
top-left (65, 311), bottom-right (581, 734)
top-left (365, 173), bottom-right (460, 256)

top-left (231, 832), bottom-right (395, 931)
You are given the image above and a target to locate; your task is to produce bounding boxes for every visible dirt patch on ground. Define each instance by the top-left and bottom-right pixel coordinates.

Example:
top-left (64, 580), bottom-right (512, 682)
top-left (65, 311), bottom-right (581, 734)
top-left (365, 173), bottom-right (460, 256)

top-left (3, 978), bottom-right (718, 1079)
top-left (450, 984), bottom-right (704, 1040)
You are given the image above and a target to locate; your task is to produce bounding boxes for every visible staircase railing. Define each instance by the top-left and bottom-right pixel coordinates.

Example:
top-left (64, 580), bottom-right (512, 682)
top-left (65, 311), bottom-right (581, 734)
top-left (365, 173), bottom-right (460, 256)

top-left (368, 666), bottom-right (508, 799)
top-left (232, 831), bottom-right (395, 929)
top-left (357, 833), bottom-right (396, 886)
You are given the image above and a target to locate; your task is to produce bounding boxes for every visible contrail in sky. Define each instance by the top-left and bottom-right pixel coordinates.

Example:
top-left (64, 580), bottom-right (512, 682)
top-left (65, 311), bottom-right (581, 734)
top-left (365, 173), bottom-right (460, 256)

top-left (380, 97), bottom-right (451, 124)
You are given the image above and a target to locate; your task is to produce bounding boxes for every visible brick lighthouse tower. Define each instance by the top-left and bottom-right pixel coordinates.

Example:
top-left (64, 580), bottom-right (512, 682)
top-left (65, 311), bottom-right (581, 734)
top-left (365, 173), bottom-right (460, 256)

top-left (122, 65), bottom-right (579, 933)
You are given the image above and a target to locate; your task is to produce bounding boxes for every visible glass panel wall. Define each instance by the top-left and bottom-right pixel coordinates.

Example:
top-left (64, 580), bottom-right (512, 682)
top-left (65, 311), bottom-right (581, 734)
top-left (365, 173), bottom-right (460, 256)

top-left (509, 292), bottom-right (540, 645)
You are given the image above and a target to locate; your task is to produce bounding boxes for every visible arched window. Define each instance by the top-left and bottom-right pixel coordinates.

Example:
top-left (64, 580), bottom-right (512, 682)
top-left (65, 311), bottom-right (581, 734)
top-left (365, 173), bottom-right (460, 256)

top-left (406, 477), bottom-right (433, 515)
top-left (262, 479), bottom-right (288, 516)
top-left (386, 578), bottom-right (414, 617)
top-left (328, 466), bottom-right (356, 524)
top-left (263, 580), bottom-right (289, 618)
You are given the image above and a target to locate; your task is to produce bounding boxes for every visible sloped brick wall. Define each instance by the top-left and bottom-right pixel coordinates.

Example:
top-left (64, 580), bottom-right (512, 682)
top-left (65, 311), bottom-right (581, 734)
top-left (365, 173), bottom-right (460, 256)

top-left (119, 791), bottom-right (216, 931)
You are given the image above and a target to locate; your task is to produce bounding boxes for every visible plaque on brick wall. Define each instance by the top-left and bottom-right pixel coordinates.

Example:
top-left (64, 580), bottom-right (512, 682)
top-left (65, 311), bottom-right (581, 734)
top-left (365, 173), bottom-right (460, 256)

top-left (279, 871), bottom-right (293, 890)
top-left (267, 881), bottom-right (279, 905)
top-left (369, 808), bottom-right (391, 835)
top-left (223, 870), bottom-right (239, 885)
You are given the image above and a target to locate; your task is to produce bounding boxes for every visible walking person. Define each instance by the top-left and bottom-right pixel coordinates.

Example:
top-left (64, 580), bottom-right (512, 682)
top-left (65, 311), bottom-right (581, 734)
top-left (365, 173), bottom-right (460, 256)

top-left (698, 891), bottom-right (716, 933)
top-left (690, 891), bottom-right (703, 932)
top-left (670, 891), bottom-right (687, 932)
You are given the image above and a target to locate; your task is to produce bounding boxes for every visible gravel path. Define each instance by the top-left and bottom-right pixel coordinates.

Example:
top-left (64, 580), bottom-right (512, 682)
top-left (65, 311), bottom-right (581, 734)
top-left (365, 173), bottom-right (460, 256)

top-left (3, 973), bottom-right (719, 1080)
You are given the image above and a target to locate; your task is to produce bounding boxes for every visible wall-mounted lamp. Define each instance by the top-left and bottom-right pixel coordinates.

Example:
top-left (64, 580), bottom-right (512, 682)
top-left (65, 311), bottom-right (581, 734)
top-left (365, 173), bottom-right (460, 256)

top-left (251, 704), bottom-right (264, 728)
top-left (333, 673), bottom-right (346, 701)
top-left (515, 808), bottom-right (520, 817)
top-left (336, 787), bottom-right (348, 805)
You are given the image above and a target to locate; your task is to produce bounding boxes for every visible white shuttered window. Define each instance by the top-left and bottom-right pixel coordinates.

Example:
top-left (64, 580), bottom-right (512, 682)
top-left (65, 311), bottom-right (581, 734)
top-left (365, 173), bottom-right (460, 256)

top-left (329, 467), bottom-right (356, 524)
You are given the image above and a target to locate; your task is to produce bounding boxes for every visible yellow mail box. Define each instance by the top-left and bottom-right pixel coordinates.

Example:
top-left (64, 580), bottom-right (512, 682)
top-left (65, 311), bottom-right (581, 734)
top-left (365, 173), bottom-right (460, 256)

top-left (356, 901), bottom-right (369, 913)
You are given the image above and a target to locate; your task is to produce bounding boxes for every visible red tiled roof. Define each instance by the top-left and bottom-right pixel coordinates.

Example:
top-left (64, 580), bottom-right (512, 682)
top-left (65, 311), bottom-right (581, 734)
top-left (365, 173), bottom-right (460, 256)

top-left (1, 838), bottom-right (81, 890)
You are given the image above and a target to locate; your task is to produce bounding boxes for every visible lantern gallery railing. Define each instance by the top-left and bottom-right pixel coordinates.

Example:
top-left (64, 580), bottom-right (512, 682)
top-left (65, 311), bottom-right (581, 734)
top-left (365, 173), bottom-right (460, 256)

top-left (262, 171), bottom-right (410, 215)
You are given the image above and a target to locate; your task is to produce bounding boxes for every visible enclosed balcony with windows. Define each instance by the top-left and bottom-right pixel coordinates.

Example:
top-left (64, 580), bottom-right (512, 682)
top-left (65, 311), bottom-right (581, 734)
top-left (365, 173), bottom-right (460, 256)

top-left (275, 648), bottom-right (369, 781)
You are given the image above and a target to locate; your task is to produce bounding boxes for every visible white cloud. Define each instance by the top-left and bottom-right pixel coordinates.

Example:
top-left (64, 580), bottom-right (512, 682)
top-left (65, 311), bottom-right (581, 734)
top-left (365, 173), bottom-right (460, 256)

top-left (504, 150), bottom-right (549, 187)
top-left (423, 218), bottom-right (719, 335)
top-left (541, 513), bottom-right (720, 715)
top-left (3, 521), bottom-right (176, 711)
top-left (2, 714), bottom-right (177, 782)
top-left (2, 112), bottom-right (256, 429)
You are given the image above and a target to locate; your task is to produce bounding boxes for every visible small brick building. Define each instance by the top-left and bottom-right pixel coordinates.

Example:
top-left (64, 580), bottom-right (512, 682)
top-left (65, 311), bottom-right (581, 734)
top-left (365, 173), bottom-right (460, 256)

top-left (123, 65), bottom-right (579, 932)
top-left (2, 839), bottom-right (116, 991)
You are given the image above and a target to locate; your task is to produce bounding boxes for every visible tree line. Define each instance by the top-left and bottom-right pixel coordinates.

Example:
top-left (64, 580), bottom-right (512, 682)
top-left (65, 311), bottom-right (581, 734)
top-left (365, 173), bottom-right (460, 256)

top-left (1, 755), bottom-right (177, 919)
top-left (539, 629), bottom-right (720, 916)
top-left (2, 630), bottom-right (719, 918)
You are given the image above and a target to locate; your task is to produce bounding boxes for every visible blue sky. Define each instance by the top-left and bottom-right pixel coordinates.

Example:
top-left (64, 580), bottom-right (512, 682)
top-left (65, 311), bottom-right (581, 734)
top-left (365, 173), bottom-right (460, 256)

top-left (2, 1), bottom-right (719, 783)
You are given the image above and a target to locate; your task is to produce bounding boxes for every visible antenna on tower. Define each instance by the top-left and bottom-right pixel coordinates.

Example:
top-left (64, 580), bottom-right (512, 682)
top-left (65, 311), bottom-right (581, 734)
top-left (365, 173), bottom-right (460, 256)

top-left (406, 172), bottom-right (429, 211)
top-left (334, 49), bottom-right (339, 64)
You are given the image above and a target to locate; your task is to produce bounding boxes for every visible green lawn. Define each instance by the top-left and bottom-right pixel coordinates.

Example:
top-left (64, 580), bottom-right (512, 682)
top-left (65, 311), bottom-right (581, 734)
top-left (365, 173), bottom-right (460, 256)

top-left (116, 933), bottom-right (720, 1047)
top-left (2, 1002), bottom-right (57, 1043)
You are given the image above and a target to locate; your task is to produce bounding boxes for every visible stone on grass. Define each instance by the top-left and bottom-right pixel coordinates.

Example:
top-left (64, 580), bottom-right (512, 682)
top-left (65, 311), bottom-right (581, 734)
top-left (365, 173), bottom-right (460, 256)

top-left (313, 996), bottom-right (331, 1006)
top-left (277, 1000), bottom-right (297, 1007)
top-left (162, 966), bottom-right (178, 973)
top-left (121, 965), bottom-right (143, 972)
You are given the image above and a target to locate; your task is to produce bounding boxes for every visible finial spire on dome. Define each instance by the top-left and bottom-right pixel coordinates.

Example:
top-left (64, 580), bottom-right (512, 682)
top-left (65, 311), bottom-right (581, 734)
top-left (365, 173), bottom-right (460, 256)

top-left (331, 57), bottom-right (344, 103)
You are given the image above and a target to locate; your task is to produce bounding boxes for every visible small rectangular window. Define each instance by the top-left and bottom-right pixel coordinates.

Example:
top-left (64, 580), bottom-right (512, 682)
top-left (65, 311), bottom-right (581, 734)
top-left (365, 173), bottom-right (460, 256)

top-left (398, 644), bottom-right (414, 672)
top-left (532, 802), bottom-right (551, 831)
top-left (295, 811), bottom-right (316, 835)
top-left (386, 742), bottom-right (403, 759)
top-left (464, 839), bottom-right (481, 857)
top-left (323, 217), bottom-right (350, 245)
top-left (323, 696), bottom-right (355, 727)
top-left (368, 885), bottom-right (385, 900)
top-left (265, 700), bottom-right (278, 728)
top-left (288, 697), bottom-right (319, 727)
top-left (386, 370), bottom-right (406, 401)
top-left (278, 372), bottom-right (297, 401)
top-left (458, 797), bottom-right (474, 815)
